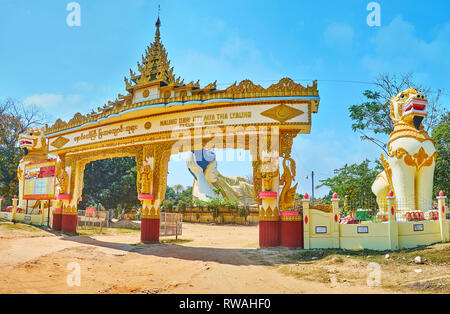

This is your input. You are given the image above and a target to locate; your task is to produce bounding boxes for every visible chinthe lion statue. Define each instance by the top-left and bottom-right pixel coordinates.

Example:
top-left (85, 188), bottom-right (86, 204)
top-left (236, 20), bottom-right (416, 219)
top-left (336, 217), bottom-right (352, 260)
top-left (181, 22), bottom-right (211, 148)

top-left (372, 88), bottom-right (436, 215)
top-left (16, 128), bottom-right (65, 212)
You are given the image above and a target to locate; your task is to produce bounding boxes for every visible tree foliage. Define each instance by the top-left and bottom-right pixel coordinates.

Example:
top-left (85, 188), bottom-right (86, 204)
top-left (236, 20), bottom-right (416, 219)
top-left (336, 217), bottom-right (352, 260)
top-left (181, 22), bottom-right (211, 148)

top-left (0, 99), bottom-right (46, 199)
top-left (161, 185), bottom-right (194, 212)
top-left (432, 112), bottom-right (450, 195)
top-left (317, 160), bottom-right (381, 211)
top-left (78, 157), bottom-right (140, 214)
top-left (349, 73), bottom-right (443, 154)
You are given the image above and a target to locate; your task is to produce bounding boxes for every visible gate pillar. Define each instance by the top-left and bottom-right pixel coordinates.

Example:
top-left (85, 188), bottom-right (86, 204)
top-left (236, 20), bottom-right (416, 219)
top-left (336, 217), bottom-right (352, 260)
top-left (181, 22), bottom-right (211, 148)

top-left (258, 152), bottom-right (280, 247)
top-left (60, 194), bottom-right (77, 234)
top-left (140, 196), bottom-right (160, 243)
top-left (59, 157), bottom-right (80, 235)
top-left (138, 143), bottom-right (172, 244)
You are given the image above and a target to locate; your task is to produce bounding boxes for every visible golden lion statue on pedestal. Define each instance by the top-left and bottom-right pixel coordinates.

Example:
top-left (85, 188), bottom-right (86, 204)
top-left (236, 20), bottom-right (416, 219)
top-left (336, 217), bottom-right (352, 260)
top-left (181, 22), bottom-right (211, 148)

top-left (17, 128), bottom-right (66, 212)
top-left (372, 88), bottom-right (436, 216)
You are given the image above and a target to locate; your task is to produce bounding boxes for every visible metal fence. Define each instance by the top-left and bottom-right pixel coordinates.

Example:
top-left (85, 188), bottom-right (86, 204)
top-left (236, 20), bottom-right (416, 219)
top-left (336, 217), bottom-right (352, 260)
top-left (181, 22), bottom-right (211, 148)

top-left (160, 212), bottom-right (182, 238)
top-left (77, 209), bottom-right (109, 231)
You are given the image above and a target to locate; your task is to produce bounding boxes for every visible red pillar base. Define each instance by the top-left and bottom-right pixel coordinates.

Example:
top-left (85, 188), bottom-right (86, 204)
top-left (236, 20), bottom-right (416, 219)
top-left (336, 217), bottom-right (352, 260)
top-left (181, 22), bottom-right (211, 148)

top-left (141, 218), bottom-right (160, 243)
top-left (61, 214), bottom-right (77, 234)
top-left (52, 212), bottom-right (62, 231)
top-left (280, 220), bottom-right (303, 248)
top-left (259, 220), bottom-right (280, 248)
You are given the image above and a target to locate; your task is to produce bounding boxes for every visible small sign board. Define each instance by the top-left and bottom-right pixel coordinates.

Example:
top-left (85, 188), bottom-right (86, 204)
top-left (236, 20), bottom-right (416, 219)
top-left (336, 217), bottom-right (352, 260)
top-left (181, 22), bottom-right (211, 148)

top-left (357, 226), bottom-right (369, 234)
top-left (86, 207), bottom-right (95, 216)
top-left (414, 224), bottom-right (424, 232)
top-left (24, 216), bottom-right (31, 221)
top-left (23, 159), bottom-right (57, 200)
top-left (315, 226), bottom-right (327, 234)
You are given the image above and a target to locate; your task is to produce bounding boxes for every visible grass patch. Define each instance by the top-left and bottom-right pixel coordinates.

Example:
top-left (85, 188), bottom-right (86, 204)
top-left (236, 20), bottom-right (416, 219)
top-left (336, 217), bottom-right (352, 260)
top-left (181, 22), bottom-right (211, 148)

top-left (268, 243), bottom-right (450, 266)
top-left (160, 238), bottom-right (193, 244)
top-left (244, 243), bottom-right (450, 293)
top-left (0, 221), bottom-right (42, 232)
top-left (76, 227), bottom-right (140, 236)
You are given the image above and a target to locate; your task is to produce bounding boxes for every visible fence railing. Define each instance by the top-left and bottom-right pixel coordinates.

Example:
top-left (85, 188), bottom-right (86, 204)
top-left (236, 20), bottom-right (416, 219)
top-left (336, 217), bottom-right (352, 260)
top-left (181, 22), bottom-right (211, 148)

top-left (160, 212), bottom-right (182, 238)
top-left (77, 209), bottom-right (109, 230)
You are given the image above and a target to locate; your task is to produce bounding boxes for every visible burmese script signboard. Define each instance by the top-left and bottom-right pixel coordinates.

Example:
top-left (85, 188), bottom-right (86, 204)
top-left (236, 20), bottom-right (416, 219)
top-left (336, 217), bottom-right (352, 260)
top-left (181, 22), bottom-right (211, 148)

top-left (23, 159), bottom-right (57, 200)
top-left (47, 103), bottom-right (310, 152)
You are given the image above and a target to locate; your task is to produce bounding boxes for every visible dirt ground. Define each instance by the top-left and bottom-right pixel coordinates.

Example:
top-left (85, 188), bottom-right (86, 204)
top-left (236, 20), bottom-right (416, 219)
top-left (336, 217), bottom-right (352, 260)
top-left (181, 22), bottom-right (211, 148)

top-left (0, 221), bottom-right (448, 294)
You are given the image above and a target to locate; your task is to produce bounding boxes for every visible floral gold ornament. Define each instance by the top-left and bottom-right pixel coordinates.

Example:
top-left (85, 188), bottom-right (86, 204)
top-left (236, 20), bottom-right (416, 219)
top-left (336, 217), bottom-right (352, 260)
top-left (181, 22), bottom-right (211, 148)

top-left (261, 104), bottom-right (304, 123)
top-left (279, 157), bottom-right (298, 211)
top-left (51, 136), bottom-right (70, 149)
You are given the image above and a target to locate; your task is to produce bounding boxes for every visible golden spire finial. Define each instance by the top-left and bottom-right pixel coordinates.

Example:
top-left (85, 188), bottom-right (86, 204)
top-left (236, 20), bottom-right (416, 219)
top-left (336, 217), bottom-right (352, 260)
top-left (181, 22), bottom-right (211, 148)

top-left (155, 5), bottom-right (161, 42)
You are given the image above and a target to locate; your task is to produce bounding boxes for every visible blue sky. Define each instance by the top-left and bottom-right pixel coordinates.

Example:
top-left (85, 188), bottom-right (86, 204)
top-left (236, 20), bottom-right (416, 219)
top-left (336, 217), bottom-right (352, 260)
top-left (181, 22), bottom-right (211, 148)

top-left (1, 0), bottom-right (449, 197)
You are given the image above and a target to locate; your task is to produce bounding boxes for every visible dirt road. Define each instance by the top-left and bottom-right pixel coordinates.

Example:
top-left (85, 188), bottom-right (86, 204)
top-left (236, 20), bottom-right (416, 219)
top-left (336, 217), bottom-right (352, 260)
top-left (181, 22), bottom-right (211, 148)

top-left (0, 222), bottom-right (405, 294)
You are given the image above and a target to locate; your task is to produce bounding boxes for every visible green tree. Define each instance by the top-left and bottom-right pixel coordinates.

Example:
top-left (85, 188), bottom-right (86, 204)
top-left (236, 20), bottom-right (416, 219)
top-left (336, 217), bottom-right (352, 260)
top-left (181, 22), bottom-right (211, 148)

top-left (172, 184), bottom-right (184, 195)
top-left (79, 157), bottom-right (140, 215)
top-left (0, 99), bottom-right (46, 199)
top-left (317, 160), bottom-right (381, 211)
top-left (432, 112), bottom-right (450, 195)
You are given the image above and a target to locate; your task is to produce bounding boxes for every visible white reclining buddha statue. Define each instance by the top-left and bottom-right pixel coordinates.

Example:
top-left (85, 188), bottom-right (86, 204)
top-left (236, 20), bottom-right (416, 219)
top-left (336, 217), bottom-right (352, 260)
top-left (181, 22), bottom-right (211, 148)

top-left (186, 150), bottom-right (256, 205)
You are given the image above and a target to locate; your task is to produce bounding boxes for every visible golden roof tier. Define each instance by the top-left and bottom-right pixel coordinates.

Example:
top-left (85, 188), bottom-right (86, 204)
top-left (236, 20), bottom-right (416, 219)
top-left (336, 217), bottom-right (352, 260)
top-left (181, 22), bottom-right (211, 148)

top-left (44, 17), bottom-right (320, 147)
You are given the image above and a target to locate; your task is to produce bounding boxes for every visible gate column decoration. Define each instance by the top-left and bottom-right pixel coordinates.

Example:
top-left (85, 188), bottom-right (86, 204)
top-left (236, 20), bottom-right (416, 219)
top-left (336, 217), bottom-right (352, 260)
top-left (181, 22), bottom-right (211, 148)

top-left (139, 143), bottom-right (173, 243)
top-left (41, 16), bottom-right (320, 247)
top-left (257, 130), bottom-right (281, 247)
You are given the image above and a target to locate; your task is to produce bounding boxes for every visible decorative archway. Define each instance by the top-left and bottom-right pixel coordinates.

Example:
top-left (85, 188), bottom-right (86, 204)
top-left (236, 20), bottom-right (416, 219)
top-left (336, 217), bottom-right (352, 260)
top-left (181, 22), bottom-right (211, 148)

top-left (44, 18), bottom-right (320, 247)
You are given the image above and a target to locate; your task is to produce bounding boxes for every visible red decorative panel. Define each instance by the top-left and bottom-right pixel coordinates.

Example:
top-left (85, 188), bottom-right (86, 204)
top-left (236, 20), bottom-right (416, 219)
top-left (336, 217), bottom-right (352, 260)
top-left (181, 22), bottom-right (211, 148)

top-left (280, 220), bottom-right (303, 248)
top-left (141, 218), bottom-right (160, 243)
top-left (259, 221), bottom-right (280, 248)
top-left (61, 214), bottom-right (77, 234)
top-left (52, 211), bottom-right (62, 231)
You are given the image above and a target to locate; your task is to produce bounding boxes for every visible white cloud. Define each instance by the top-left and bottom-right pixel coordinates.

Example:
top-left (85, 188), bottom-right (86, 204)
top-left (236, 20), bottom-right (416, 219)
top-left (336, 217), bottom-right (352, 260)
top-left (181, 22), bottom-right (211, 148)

top-left (362, 15), bottom-right (450, 78)
top-left (24, 93), bottom-right (83, 110)
top-left (24, 93), bottom-right (63, 108)
top-left (323, 22), bottom-right (354, 51)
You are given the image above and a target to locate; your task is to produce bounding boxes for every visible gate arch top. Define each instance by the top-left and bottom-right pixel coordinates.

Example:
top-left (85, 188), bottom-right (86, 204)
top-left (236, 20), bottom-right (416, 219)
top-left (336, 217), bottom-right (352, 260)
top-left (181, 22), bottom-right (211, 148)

top-left (43, 18), bottom-right (319, 156)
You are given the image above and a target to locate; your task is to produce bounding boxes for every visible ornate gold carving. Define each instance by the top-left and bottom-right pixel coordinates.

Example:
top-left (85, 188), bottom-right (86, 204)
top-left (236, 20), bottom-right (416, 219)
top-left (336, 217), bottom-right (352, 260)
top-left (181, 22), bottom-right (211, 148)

top-left (310, 204), bottom-right (333, 213)
top-left (268, 78), bottom-right (317, 92)
top-left (226, 80), bottom-right (265, 93)
top-left (51, 136), bottom-right (70, 149)
top-left (388, 122), bottom-right (434, 147)
top-left (252, 160), bottom-right (263, 205)
top-left (279, 157), bottom-right (298, 211)
top-left (143, 89), bottom-right (150, 98)
top-left (141, 204), bottom-right (160, 219)
top-left (388, 147), bottom-right (437, 171)
top-left (140, 145), bottom-right (155, 195)
top-left (261, 104), bottom-right (304, 123)
top-left (261, 154), bottom-right (279, 192)
top-left (280, 130), bottom-right (299, 159)
top-left (259, 205), bottom-right (280, 221)
top-left (64, 146), bottom-right (143, 205)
